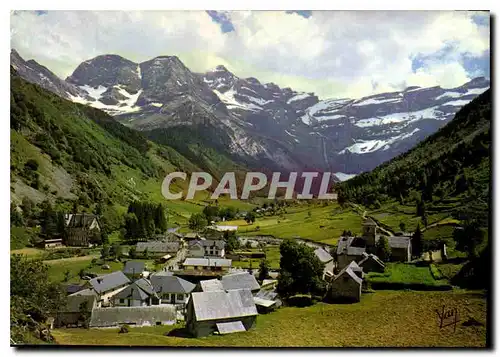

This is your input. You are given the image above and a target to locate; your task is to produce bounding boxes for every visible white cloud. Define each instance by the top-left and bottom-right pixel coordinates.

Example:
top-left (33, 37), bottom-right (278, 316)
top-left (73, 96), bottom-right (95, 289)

top-left (10, 10), bottom-right (489, 99)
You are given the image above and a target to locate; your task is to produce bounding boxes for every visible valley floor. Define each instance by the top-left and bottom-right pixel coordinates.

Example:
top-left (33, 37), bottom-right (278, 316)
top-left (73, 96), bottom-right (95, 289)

top-left (52, 290), bottom-right (487, 347)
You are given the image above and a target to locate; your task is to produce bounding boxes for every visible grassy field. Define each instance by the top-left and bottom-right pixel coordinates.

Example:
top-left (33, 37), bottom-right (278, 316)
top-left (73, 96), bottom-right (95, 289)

top-left (219, 203), bottom-right (362, 245)
top-left (366, 263), bottom-right (450, 287)
top-left (52, 290), bottom-right (487, 347)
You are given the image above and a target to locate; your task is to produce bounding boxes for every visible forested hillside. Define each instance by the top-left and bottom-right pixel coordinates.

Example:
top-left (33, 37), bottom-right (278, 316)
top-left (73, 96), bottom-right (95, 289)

top-left (336, 89), bottom-right (491, 227)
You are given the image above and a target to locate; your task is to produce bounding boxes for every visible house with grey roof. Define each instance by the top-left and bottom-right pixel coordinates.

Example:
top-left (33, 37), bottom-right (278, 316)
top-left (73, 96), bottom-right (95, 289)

top-left (150, 271), bottom-right (196, 306)
top-left (221, 272), bottom-right (260, 293)
top-left (87, 271), bottom-right (130, 307)
top-left (314, 247), bottom-right (335, 279)
top-left (89, 305), bottom-right (176, 328)
top-left (54, 289), bottom-right (98, 328)
top-left (327, 261), bottom-right (364, 303)
top-left (358, 252), bottom-right (386, 273)
top-left (112, 278), bottom-right (157, 307)
top-left (186, 289), bottom-right (258, 337)
top-left (188, 239), bottom-right (226, 258)
top-left (136, 241), bottom-right (180, 257)
top-left (183, 257), bottom-right (232, 272)
top-left (387, 236), bottom-right (412, 262)
top-left (123, 261), bottom-right (146, 279)
top-left (336, 236), bottom-right (367, 269)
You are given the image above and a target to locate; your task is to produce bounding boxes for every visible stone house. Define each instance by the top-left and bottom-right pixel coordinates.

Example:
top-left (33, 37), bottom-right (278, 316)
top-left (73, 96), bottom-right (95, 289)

top-left (150, 271), bottom-right (196, 306)
top-left (89, 305), bottom-right (176, 328)
top-left (327, 261), bottom-right (364, 303)
top-left (39, 238), bottom-right (63, 249)
top-left (112, 278), bottom-right (157, 307)
top-left (135, 241), bottom-right (180, 258)
top-left (87, 271), bottom-right (130, 307)
top-left (196, 279), bottom-right (225, 292)
top-left (54, 288), bottom-right (97, 328)
top-left (186, 289), bottom-right (258, 337)
top-left (336, 236), bottom-right (367, 269)
top-left (387, 236), bottom-right (412, 262)
top-left (64, 213), bottom-right (101, 247)
top-left (182, 257), bottom-right (232, 272)
top-left (358, 252), bottom-right (385, 273)
top-left (188, 239), bottom-right (226, 258)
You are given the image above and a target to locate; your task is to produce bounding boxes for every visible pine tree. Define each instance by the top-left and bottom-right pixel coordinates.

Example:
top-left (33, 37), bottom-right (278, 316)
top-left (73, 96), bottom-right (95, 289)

top-left (412, 224), bottom-right (423, 259)
top-left (375, 236), bottom-right (392, 262)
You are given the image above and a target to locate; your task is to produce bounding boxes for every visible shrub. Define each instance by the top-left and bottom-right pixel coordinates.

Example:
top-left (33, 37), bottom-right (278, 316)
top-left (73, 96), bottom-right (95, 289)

top-left (119, 324), bottom-right (130, 334)
top-left (287, 294), bottom-right (314, 307)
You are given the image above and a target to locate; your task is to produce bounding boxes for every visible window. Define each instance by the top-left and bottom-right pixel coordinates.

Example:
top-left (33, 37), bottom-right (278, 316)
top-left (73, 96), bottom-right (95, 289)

top-left (119, 299), bottom-right (125, 304)
top-left (177, 294), bottom-right (184, 301)
top-left (156, 321), bottom-right (162, 326)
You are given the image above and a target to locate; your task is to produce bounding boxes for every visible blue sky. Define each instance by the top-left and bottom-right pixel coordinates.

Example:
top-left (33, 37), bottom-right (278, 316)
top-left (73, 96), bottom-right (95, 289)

top-left (12, 10), bottom-right (490, 98)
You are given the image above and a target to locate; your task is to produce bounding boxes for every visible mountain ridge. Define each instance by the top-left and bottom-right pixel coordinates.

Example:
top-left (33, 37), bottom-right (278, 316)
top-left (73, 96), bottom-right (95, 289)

top-left (10, 49), bottom-right (490, 176)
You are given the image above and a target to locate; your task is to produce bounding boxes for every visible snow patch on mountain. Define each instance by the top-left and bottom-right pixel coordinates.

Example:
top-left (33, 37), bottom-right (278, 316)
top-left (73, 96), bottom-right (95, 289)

top-left (79, 85), bottom-right (108, 100)
top-left (334, 172), bottom-right (357, 181)
top-left (442, 99), bottom-right (472, 107)
top-left (287, 93), bottom-right (311, 104)
top-left (352, 97), bottom-right (401, 106)
top-left (340, 128), bottom-right (421, 154)
top-left (354, 106), bottom-right (447, 128)
top-left (213, 88), bottom-right (261, 112)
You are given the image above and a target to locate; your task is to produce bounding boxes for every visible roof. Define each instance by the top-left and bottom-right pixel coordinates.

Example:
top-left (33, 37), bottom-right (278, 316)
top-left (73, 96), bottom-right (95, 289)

top-left (183, 258), bottom-right (232, 267)
top-left (65, 284), bottom-right (86, 295)
top-left (216, 321), bottom-right (246, 334)
top-left (209, 225), bottom-right (238, 232)
top-left (89, 271), bottom-right (130, 294)
top-left (199, 279), bottom-right (224, 292)
top-left (388, 236), bottom-right (412, 249)
top-left (44, 238), bottom-right (63, 243)
top-left (136, 241), bottom-right (180, 253)
top-left (150, 273), bottom-right (196, 294)
top-left (253, 297), bottom-right (276, 308)
top-left (337, 236), bottom-right (366, 256)
top-left (222, 272), bottom-right (260, 291)
top-left (184, 233), bottom-right (202, 239)
top-left (65, 289), bottom-right (98, 312)
top-left (66, 213), bottom-right (100, 229)
top-left (314, 247), bottom-right (333, 263)
top-left (189, 239), bottom-right (225, 249)
top-left (190, 289), bottom-right (257, 322)
top-left (123, 261), bottom-right (145, 274)
top-left (114, 278), bottom-right (156, 300)
top-left (333, 261), bottom-right (363, 285)
top-left (358, 253), bottom-right (386, 268)
top-left (89, 306), bottom-right (176, 327)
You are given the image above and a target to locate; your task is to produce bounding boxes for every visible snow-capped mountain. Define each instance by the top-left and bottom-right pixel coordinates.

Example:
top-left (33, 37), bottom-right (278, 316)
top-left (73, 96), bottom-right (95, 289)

top-left (10, 49), bottom-right (490, 176)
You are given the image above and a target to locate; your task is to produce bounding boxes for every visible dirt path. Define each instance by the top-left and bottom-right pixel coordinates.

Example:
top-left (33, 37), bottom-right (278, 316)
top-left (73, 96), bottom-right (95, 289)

top-left (43, 254), bottom-right (99, 265)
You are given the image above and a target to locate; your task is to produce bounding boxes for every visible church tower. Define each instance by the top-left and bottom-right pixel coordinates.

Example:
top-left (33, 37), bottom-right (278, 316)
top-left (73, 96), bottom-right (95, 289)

top-left (362, 218), bottom-right (378, 248)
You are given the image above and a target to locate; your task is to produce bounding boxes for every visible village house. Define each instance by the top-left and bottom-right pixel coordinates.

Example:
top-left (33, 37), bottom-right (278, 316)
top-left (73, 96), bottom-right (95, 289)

top-left (336, 236), bottom-right (367, 269)
top-left (336, 219), bottom-right (412, 268)
top-left (135, 241), bottom-right (180, 258)
top-left (64, 213), bottom-right (102, 247)
top-left (89, 305), bottom-right (176, 328)
top-left (87, 271), bottom-right (130, 307)
top-left (182, 257), bottom-right (232, 272)
top-left (54, 288), bottom-right (98, 328)
top-left (188, 239), bottom-right (226, 258)
top-left (184, 232), bottom-right (203, 241)
top-left (253, 288), bottom-right (281, 314)
top-left (122, 261), bottom-right (147, 280)
top-left (186, 289), bottom-right (258, 337)
top-left (387, 236), bottom-right (412, 262)
top-left (221, 272), bottom-right (260, 293)
top-left (327, 261), bottom-right (364, 303)
top-left (313, 247), bottom-right (335, 278)
top-left (150, 271), bottom-right (196, 306)
top-left (358, 252), bottom-right (386, 273)
top-left (112, 278), bottom-right (157, 307)
top-left (38, 238), bottom-right (63, 249)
